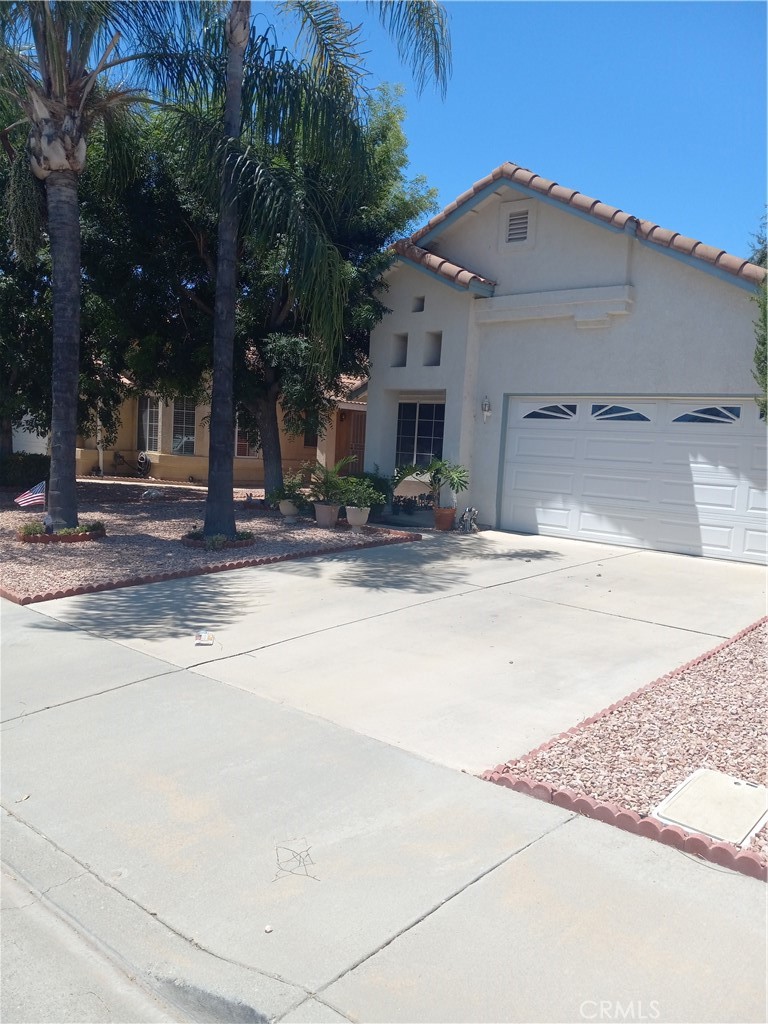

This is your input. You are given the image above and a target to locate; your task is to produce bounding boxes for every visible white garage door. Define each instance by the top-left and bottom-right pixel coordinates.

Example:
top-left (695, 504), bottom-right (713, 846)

top-left (501, 398), bottom-right (767, 563)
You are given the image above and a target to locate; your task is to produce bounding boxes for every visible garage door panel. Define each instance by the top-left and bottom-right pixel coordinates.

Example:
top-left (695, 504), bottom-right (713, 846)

top-left (583, 437), bottom-right (655, 464)
top-left (747, 487), bottom-right (768, 513)
top-left (578, 510), bottom-right (650, 540)
top-left (751, 442), bottom-right (767, 473)
top-left (744, 529), bottom-right (768, 558)
top-left (514, 434), bottom-right (577, 459)
top-left (502, 397), bottom-right (767, 564)
top-left (657, 518), bottom-right (734, 554)
top-left (509, 503), bottom-right (571, 531)
top-left (581, 473), bottom-right (652, 503)
top-left (659, 480), bottom-right (738, 511)
top-left (661, 440), bottom-right (742, 468)
top-left (509, 468), bottom-right (575, 497)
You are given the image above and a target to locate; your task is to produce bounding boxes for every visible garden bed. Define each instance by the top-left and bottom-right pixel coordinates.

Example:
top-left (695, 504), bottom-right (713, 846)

top-left (483, 619), bottom-right (768, 879)
top-left (0, 479), bottom-right (420, 605)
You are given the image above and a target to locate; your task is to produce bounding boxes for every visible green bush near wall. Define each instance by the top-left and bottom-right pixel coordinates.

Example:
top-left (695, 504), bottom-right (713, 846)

top-left (0, 453), bottom-right (51, 488)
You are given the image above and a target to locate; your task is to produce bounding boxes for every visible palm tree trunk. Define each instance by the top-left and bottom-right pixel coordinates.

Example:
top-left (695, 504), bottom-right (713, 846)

top-left (204, 0), bottom-right (250, 538)
top-left (45, 170), bottom-right (81, 528)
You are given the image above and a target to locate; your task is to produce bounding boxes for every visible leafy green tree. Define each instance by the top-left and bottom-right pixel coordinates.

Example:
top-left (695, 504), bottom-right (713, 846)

top-left (750, 219), bottom-right (766, 416)
top-left (234, 85), bottom-right (437, 494)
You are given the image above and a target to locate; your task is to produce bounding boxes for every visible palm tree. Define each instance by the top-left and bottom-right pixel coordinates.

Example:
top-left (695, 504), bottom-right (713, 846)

top-left (202, 0), bottom-right (451, 536)
top-left (0, 1), bottom-right (181, 527)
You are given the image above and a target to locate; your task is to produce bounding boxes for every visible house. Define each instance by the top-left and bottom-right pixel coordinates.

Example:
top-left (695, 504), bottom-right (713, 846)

top-left (72, 387), bottom-right (367, 486)
top-left (365, 162), bottom-right (766, 564)
top-left (14, 386), bottom-right (367, 487)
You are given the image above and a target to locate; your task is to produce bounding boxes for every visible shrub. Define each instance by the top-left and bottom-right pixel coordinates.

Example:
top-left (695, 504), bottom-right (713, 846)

top-left (235, 530), bottom-right (254, 540)
top-left (341, 476), bottom-right (387, 510)
top-left (18, 520), bottom-right (45, 536)
top-left (0, 452), bottom-right (50, 488)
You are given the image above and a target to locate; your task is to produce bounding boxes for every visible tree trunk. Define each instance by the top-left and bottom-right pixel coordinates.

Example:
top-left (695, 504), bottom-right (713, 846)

top-left (0, 415), bottom-right (13, 459)
top-left (45, 170), bottom-right (81, 528)
top-left (204, 0), bottom-right (250, 538)
top-left (251, 389), bottom-right (284, 496)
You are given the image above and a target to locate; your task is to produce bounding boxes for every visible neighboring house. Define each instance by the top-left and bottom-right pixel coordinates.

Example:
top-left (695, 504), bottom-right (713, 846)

top-left (365, 162), bottom-right (767, 564)
top-left (72, 387), bottom-right (367, 486)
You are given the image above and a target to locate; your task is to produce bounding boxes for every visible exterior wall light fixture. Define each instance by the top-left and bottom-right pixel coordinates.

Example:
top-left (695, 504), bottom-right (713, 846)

top-left (481, 396), bottom-right (492, 422)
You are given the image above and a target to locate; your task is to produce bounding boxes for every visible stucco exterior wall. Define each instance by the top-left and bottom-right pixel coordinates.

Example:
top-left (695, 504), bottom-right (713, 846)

top-left (367, 188), bottom-right (762, 527)
top-left (365, 266), bottom-right (472, 473)
top-left (436, 192), bottom-right (631, 295)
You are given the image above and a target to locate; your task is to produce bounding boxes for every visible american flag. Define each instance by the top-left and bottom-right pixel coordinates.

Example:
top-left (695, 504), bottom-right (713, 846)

top-left (14, 481), bottom-right (47, 508)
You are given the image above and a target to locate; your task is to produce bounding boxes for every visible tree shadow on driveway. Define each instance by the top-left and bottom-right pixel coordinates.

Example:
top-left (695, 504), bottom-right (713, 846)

top-left (272, 535), bottom-right (563, 594)
top-left (23, 571), bottom-right (269, 641)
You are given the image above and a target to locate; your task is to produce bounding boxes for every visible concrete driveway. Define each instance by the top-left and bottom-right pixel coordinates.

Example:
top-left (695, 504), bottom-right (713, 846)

top-left (20, 529), bottom-right (766, 772)
top-left (2, 531), bottom-right (766, 1023)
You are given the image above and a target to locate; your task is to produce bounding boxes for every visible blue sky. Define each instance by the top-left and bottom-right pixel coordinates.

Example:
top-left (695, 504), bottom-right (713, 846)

top-left (324, 1), bottom-right (766, 261)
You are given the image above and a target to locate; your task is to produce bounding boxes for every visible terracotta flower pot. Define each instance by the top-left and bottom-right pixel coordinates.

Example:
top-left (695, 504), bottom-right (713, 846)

top-left (313, 502), bottom-right (340, 527)
top-left (433, 506), bottom-right (456, 531)
top-left (345, 506), bottom-right (370, 527)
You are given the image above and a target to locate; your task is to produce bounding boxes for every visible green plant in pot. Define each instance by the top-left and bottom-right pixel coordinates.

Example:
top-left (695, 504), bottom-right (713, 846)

top-left (267, 471), bottom-right (308, 517)
top-left (306, 456), bottom-right (355, 526)
top-left (424, 458), bottom-right (469, 530)
top-left (340, 476), bottom-right (387, 527)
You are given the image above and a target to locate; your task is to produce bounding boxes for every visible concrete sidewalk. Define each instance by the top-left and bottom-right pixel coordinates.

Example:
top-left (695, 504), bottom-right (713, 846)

top-left (2, 532), bottom-right (766, 1022)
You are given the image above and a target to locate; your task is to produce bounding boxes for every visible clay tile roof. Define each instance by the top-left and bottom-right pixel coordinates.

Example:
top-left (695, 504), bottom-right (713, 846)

top-left (392, 239), bottom-right (496, 294)
top-left (406, 162), bottom-right (766, 287)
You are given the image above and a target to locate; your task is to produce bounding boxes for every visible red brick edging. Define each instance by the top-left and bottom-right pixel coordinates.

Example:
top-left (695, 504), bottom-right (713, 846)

top-left (481, 617), bottom-right (768, 882)
top-left (0, 531), bottom-right (422, 607)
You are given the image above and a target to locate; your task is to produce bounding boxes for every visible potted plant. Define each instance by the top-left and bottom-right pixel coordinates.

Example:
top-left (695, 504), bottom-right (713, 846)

top-left (267, 470), bottom-right (307, 519)
top-left (340, 476), bottom-right (387, 527)
top-left (424, 458), bottom-right (469, 530)
top-left (306, 456), bottom-right (355, 527)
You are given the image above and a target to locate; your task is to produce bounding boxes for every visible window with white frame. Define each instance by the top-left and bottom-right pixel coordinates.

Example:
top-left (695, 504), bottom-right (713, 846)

top-left (396, 402), bottom-right (444, 467)
top-left (137, 397), bottom-right (159, 451)
top-left (235, 423), bottom-right (260, 457)
top-left (172, 398), bottom-right (196, 455)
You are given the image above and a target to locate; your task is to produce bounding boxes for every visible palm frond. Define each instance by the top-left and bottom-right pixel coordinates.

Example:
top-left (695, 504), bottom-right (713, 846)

top-left (366, 0), bottom-right (451, 97)
top-left (278, 0), bottom-right (366, 87)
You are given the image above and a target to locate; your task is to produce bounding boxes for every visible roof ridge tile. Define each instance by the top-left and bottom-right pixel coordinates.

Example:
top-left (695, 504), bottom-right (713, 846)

top-left (403, 162), bottom-right (766, 286)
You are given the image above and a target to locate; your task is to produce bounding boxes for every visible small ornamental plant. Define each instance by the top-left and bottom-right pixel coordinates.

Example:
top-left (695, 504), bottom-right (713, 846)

top-left (19, 520), bottom-right (45, 536)
top-left (340, 476), bottom-right (387, 510)
top-left (57, 521), bottom-right (106, 536)
top-left (266, 471), bottom-right (308, 509)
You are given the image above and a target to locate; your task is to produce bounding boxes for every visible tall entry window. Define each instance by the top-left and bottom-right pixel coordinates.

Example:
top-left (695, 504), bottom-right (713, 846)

top-left (396, 402), bottom-right (444, 467)
top-left (137, 397), bottom-right (159, 451)
top-left (172, 398), bottom-right (196, 455)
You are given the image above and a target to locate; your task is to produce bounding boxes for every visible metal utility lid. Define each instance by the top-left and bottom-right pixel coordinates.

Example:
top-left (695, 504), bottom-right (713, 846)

top-left (653, 768), bottom-right (768, 847)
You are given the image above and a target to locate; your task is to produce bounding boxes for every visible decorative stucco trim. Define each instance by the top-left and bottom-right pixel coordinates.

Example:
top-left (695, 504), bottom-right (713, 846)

top-left (406, 162), bottom-right (766, 289)
top-left (474, 285), bottom-right (635, 325)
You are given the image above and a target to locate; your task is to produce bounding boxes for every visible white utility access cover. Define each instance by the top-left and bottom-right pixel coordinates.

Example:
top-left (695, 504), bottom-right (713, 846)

top-left (653, 768), bottom-right (768, 847)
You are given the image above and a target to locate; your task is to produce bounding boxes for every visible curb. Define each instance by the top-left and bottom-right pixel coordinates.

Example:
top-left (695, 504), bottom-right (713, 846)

top-left (0, 531), bottom-right (422, 607)
top-left (481, 617), bottom-right (768, 882)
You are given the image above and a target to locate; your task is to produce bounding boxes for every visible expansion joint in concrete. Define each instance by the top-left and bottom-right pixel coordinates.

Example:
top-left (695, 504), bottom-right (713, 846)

top-left (311, 812), bottom-right (577, 999)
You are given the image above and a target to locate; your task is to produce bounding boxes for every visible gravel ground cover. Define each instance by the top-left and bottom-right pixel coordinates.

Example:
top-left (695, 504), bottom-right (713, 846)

top-left (488, 619), bottom-right (768, 866)
top-left (0, 479), bottom-right (418, 603)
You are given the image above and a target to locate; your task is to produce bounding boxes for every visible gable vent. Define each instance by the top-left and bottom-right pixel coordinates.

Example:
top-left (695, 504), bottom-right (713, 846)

top-left (506, 210), bottom-right (529, 243)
